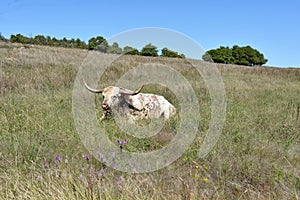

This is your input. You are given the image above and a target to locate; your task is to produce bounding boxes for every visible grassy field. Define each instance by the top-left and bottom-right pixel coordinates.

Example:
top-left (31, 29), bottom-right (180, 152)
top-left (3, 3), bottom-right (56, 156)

top-left (0, 42), bottom-right (299, 199)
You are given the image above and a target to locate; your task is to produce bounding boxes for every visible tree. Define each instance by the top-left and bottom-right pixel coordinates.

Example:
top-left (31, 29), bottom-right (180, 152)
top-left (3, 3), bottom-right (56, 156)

top-left (219, 46), bottom-right (235, 64)
top-left (206, 46), bottom-right (235, 64)
top-left (46, 36), bottom-right (53, 46)
top-left (10, 34), bottom-right (27, 43)
top-left (243, 45), bottom-right (268, 66)
top-left (140, 43), bottom-right (158, 57)
top-left (94, 40), bottom-right (109, 53)
top-left (107, 42), bottom-right (122, 54)
top-left (59, 37), bottom-right (69, 47)
top-left (88, 36), bottom-right (106, 50)
top-left (34, 35), bottom-right (47, 45)
top-left (203, 45), bottom-right (267, 66)
top-left (232, 45), bottom-right (268, 66)
top-left (123, 46), bottom-right (140, 55)
top-left (161, 48), bottom-right (185, 58)
top-left (51, 37), bottom-right (59, 47)
top-left (74, 38), bottom-right (87, 49)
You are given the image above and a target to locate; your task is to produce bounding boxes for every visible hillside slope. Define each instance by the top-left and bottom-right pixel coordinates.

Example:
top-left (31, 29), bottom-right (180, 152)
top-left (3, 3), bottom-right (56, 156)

top-left (0, 43), bottom-right (299, 199)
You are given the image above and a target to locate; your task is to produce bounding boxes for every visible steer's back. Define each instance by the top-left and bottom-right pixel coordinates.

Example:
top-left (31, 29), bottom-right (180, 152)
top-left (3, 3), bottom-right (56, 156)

top-left (129, 93), bottom-right (176, 119)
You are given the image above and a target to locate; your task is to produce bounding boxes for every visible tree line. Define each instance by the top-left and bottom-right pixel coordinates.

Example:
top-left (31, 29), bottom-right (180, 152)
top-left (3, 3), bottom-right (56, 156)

top-left (0, 33), bottom-right (268, 65)
top-left (0, 33), bottom-right (185, 58)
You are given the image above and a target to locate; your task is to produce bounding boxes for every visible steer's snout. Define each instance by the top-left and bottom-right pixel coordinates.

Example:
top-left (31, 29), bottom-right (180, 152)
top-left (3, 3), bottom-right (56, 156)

top-left (102, 103), bottom-right (109, 110)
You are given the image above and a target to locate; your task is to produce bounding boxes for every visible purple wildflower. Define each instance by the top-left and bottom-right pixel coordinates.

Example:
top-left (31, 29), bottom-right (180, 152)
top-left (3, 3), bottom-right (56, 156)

top-left (43, 161), bottom-right (48, 168)
top-left (85, 154), bottom-right (89, 161)
top-left (55, 156), bottom-right (61, 162)
top-left (117, 138), bottom-right (128, 150)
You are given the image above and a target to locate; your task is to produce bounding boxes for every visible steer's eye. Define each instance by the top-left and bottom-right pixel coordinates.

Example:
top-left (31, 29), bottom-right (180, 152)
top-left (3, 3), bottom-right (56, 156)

top-left (112, 95), bottom-right (117, 99)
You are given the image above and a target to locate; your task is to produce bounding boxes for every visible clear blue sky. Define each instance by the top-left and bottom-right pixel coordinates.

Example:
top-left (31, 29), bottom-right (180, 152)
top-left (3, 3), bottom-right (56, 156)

top-left (1, 0), bottom-right (299, 68)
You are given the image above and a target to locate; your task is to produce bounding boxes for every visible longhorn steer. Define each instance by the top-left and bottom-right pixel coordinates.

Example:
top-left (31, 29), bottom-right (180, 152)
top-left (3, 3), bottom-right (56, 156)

top-left (84, 82), bottom-right (176, 121)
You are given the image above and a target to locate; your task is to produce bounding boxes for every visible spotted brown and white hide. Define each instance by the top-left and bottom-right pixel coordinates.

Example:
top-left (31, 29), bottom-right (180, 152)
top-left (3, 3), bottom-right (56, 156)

top-left (84, 83), bottom-right (176, 121)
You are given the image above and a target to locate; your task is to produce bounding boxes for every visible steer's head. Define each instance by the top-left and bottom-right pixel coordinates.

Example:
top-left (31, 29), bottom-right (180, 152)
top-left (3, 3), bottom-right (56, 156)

top-left (84, 82), bottom-right (143, 112)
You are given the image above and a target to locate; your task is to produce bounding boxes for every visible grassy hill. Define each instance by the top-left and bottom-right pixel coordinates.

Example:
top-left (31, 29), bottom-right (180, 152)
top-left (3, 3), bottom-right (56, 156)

top-left (0, 42), bottom-right (299, 199)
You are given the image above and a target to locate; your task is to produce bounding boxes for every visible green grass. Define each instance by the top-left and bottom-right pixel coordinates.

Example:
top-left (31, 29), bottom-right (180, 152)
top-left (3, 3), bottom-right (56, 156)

top-left (0, 42), bottom-right (299, 199)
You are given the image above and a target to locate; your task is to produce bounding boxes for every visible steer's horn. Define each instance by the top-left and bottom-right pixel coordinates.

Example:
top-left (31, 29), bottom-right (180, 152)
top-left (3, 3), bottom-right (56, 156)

top-left (84, 81), bottom-right (104, 93)
top-left (120, 85), bottom-right (144, 95)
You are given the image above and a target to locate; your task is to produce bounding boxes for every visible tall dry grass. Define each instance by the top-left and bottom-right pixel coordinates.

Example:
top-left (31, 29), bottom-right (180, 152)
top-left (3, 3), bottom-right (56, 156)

top-left (0, 42), bottom-right (299, 199)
